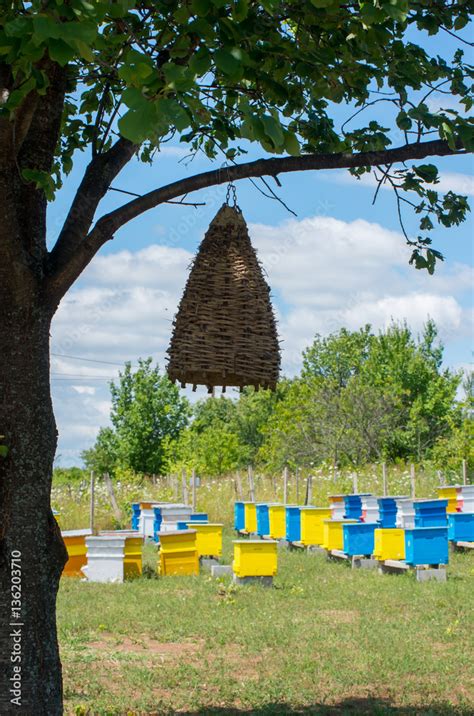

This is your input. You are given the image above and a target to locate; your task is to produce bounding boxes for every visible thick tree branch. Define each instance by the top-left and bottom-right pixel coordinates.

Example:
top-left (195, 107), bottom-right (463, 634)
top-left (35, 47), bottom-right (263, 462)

top-left (45, 138), bottom-right (466, 307)
top-left (48, 137), bottom-right (136, 275)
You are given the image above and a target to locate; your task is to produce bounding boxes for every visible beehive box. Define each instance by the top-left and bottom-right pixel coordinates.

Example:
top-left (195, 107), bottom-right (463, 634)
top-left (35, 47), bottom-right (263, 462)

top-left (300, 507), bottom-right (331, 546)
top-left (158, 530), bottom-right (199, 576)
top-left (285, 506), bottom-right (302, 542)
top-left (62, 529), bottom-right (92, 577)
top-left (244, 502), bottom-right (257, 533)
top-left (329, 495), bottom-right (346, 520)
top-left (186, 523), bottom-right (223, 557)
top-left (377, 498), bottom-right (398, 528)
top-left (234, 501), bottom-right (245, 531)
top-left (458, 485), bottom-right (474, 513)
top-left (414, 499), bottom-right (448, 528)
top-left (405, 527), bottom-right (448, 566)
top-left (256, 503), bottom-right (270, 537)
top-left (190, 513), bottom-right (208, 522)
top-left (373, 528), bottom-right (406, 561)
top-left (448, 512), bottom-right (474, 542)
top-left (360, 495), bottom-right (379, 523)
top-left (131, 503), bottom-right (141, 530)
top-left (323, 520), bottom-right (358, 551)
top-left (396, 499), bottom-right (415, 529)
top-left (101, 532), bottom-right (144, 578)
top-left (437, 486), bottom-right (460, 513)
top-left (343, 522), bottom-right (377, 556)
top-left (343, 494), bottom-right (370, 520)
top-left (233, 540), bottom-right (277, 578)
top-left (83, 534), bottom-right (144, 583)
top-left (268, 505), bottom-right (286, 539)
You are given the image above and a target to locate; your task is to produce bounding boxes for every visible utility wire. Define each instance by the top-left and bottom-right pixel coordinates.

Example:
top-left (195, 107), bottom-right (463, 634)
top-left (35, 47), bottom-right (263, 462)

top-left (51, 352), bottom-right (132, 367)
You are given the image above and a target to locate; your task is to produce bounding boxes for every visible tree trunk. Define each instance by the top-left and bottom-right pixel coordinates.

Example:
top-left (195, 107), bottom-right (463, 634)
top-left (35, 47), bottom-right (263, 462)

top-left (0, 305), bottom-right (67, 714)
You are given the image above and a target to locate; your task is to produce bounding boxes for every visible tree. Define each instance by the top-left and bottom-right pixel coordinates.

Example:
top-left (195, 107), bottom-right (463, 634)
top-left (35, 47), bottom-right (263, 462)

top-left (0, 1), bottom-right (472, 711)
top-left (81, 427), bottom-right (120, 477)
top-left (84, 359), bottom-right (190, 476)
top-left (261, 322), bottom-right (461, 469)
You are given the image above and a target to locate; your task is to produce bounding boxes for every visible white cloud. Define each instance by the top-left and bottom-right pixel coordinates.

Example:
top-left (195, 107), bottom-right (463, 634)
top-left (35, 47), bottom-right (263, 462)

top-left (51, 214), bottom-right (472, 465)
top-left (72, 386), bottom-right (96, 395)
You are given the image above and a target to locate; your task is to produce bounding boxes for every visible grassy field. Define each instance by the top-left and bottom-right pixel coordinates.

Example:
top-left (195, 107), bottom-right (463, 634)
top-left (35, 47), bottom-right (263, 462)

top-left (58, 531), bottom-right (474, 715)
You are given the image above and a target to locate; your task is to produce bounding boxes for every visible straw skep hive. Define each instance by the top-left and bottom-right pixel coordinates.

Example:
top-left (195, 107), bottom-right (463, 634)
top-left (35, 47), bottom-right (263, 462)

top-left (166, 203), bottom-right (280, 392)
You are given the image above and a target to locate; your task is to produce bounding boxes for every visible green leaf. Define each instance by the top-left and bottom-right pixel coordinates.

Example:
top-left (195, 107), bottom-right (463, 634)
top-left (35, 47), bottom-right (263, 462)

top-left (414, 164), bottom-right (438, 183)
top-left (156, 98), bottom-right (190, 132)
top-left (118, 103), bottom-right (158, 143)
top-left (396, 111), bottom-right (412, 131)
top-left (214, 48), bottom-right (241, 77)
top-left (47, 38), bottom-right (76, 66)
top-left (0, 445), bottom-right (8, 458)
top-left (33, 16), bottom-right (62, 42)
top-left (284, 131), bottom-right (300, 156)
top-left (261, 114), bottom-right (284, 148)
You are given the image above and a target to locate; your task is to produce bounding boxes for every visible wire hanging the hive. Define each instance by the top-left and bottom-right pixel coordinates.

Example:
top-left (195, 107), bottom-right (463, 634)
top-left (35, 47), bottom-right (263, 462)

top-left (166, 187), bottom-right (280, 393)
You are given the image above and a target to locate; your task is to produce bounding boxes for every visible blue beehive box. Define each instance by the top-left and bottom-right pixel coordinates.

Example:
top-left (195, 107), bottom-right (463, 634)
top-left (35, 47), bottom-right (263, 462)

top-left (190, 513), bottom-right (208, 522)
top-left (256, 504), bottom-right (270, 537)
top-left (131, 503), bottom-right (141, 530)
top-left (286, 506), bottom-right (302, 542)
top-left (153, 507), bottom-right (163, 542)
top-left (414, 499), bottom-right (448, 528)
top-left (448, 512), bottom-right (474, 542)
top-left (378, 498), bottom-right (398, 528)
top-left (343, 522), bottom-right (377, 556)
top-left (234, 502), bottom-right (245, 531)
top-left (343, 494), bottom-right (371, 520)
top-left (405, 527), bottom-right (449, 565)
top-left (176, 521), bottom-right (189, 530)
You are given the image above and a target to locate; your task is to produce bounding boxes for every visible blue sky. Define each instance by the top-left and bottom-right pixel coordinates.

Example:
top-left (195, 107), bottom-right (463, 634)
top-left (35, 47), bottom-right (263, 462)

top-left (48, 35), bottom-right (474, 467)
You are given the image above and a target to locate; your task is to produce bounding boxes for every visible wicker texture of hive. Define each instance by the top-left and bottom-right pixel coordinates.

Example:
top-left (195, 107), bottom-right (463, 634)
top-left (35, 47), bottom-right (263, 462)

top-left (167, 203), bottom-right (280, 391)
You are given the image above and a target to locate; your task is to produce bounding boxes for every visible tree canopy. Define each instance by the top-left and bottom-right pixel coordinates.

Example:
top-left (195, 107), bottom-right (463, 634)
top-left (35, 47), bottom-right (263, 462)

top-left (83, 359), bottom-right (190, 475)
top-left (0, 0), bottom-right (472, 295)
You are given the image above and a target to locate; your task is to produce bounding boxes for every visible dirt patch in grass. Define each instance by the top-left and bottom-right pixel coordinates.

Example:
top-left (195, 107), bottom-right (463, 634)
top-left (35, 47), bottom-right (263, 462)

top-left (87, 633), bottom-right (204, 657)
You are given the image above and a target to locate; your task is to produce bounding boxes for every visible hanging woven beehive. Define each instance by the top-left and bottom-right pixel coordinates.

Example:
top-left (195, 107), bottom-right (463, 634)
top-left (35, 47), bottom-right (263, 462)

top-left (166, 199), bottom-right (280, 392)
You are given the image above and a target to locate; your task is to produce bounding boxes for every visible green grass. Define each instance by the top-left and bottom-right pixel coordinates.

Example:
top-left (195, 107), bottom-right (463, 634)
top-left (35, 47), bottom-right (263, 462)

top-left (58, 533), bottom-right (474, 715)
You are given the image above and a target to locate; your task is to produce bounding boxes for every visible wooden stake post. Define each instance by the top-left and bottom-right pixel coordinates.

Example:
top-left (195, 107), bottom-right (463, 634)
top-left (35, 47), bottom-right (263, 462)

top-left (283, 466), bottom-right (288, 505)
top-left (90, 471), bottom-right (95, 533)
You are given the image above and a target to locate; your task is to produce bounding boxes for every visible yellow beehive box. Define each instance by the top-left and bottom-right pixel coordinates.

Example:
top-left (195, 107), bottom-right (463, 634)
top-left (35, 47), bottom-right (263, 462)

top-left (300, 507), bottom-right (332, 546)
top-left (186, 523), bottom-right (223, 557)
top-left (373, 528), bottom-right (406, 561)
top-left (159, 550), bottom-right (199, 576)
top-left (244, 503), bottom-right (257, 533)
top-left (437, 486), bottom-right (458, 513)
top-left (62, 529), bottom-right (91, 577)
top-left (322, 520), bottom-right (358, 551)
top-left (158, 529), bottom-right (197, 553)
top-left (157, 530), bottom-right (199, 576)
top-left (268, 505), bottom-right (286, 539)
top-left (124, 536), bottom-right (143, 578)
top-left (233, 540), bottom-right (278, 578)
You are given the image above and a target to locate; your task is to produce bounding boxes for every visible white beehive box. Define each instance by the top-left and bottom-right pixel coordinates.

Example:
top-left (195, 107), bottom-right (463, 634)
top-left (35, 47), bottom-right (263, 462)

top-left (83, 534), bottom-right (144, 583)
top-left (329, 495), bottom-right (346, 520)
top-left (459, 485), bottom-right (474, 513)
top-left (361, 495), bottom-right (379, 523)
top-left (396, 499), bottom-right (416, 529)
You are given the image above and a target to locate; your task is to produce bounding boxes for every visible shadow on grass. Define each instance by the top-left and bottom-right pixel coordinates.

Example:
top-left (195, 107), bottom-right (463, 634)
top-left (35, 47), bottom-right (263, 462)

top-left (151, 699), bottom-right (472, 715)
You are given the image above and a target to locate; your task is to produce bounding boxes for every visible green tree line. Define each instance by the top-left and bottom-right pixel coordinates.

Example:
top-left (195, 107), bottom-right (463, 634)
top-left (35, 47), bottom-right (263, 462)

top-left (82, 321), bottom-right (473, 479)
